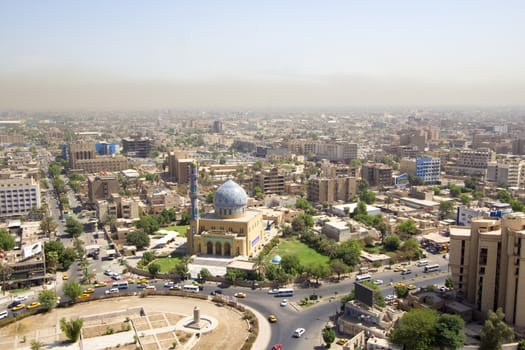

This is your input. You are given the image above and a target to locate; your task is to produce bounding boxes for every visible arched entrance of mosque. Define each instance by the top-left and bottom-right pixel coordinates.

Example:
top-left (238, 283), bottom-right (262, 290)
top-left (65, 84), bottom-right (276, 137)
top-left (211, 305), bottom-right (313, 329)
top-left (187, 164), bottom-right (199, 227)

top-left (224, 242), bottom-right (231, 256)
top-left (206, 241), bottom-right (213, 255)
top-left (215, 242), bottom-right (222, 256)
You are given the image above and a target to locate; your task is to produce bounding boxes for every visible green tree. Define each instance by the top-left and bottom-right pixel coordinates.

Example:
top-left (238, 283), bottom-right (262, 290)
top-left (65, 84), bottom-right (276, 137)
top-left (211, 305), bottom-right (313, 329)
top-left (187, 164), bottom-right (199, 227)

top-left (433, 314), bottom-right (465, 350)
top-left (148, 262), bottom-right (161, 278)
top-left (449, 184), bottom-right (462, 197)
top-left (394, 285), bottom-right (409, 298)
top-left (497, 189), bottom-right (512, 203)
top-left (60, 248), bottom-right (77, 271)
top-left (439, 200), bottom-right (456, 219)
top-left (127, 231), bottom-right (151, 250)
top-left (38, 290), bottom-right (58, 311)
top-left (199, 268), bottom-right (211, 282)
top-left (179, 212), bottom-right (190, 225)
top-left (280, 255), bottom-right (302, 275)
top-left (329, 259), bottom-right (349, 280)
top-left (40, 216), bottom-right (58, 238)
top-left (252, 160), bottom-right (263, 172)
top-left (459, 194), bottom-right (472, 207)
top-left (322, 325), bottom-right (336, 348)
top-left (390, 308), bottom-right (439, 350)
top-left (401, 238), bottom-right (421, 259)
top-left (479, 308), bottom-right (514, 350)
top-left (384, 234), bottom-right (401, 251)
top-left (510, 199), bottom-right (524, 213)
top-left (295, 197), bottom-right (312, 211)
top-left (252, 186), bottom-right (263, 200)
top-left (135, 215), bottom-right (160, 234)
top-left (63, 281), bottom-right (83, 301)
top-left (65, 217), bottom-right (83, 238)
top-left (336, 239), bottom-right (362, 267)
top-left (59, 317), bottom-right (84, 342)
top-left (359, 190), bottom-right (376, 204)
top-left (0, 229), bottom-right (15, 251)
top-left (397, 219), bottom-right (417, 236)
top-left (445, 277), bottom-right (454, 289)
top-left (464, 177), bottom-right (477, 190)
top-left (142, 251), bottom-right (156, 265)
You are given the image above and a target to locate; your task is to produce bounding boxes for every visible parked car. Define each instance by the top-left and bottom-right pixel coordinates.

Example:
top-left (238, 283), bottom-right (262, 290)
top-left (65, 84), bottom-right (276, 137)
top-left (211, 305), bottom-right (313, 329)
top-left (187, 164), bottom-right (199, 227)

top-left (13, 295), bottom-right (28, 302)
top-left (293, 328), bottom-right (306, 338)
top-left (26, 302), bottom-right (41, 309)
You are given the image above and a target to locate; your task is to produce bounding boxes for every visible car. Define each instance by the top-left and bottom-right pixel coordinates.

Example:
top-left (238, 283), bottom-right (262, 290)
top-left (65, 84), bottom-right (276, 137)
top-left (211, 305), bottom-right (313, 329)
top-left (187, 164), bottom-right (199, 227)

top-left (401, 269), bottom-right (412, 275)
top-left (268, 314), bottom-right (277, 323)
top-left (104, 270), bottom-right (113, 276)
top-left (384, 294), bottom-right (396, 301)
top-left (293, 328), bottom-right (306, 338)
top-left (26, 302), bottom-right (41, 309)
top-left (77, 293), bottom-right (91, 299)
top-left (234, 292), bottom-right (246, 298)
top-left (8, 301), bottom-right (21, 309)
top-left (145, 285), bottom-right (156, 290)
top-left (271, 344), bottom-right (283, 350)
top-left (12, 304), bottom-right (26, 312)
top-left (393, 266), bottom-right (403, 272)
top-left (94, 282), bottom-right (107, 288)
top-left (111, 274), bottom-right (122, 280)
top-left (105, 288), bottom-right (119, 295)
top-left (56, 296), bottom-right (61, 304)
top-left (83, 288), bottom-right (95, 294)
top-left (62, 273), bottom-right (69, 280)
top-left (137, 283), bottom-right (147, 288)
top-left (137, 278), bottom-right (149, 284)
top-left (336, 338), bottom-right (348, 345)
top-left (280, 299), bottom-right (288, 307)
top-left (395, 282), bottom-right (406, 288)
top-left (169, 284), bottom-right (182, 291)
top-left (210, 289), bottom-right (223, 296)
top-left (407, 284), bottom-right (417, 290)
top-left (164, 281), bottom-right (175, 288)
top-left (268, 288), bottom-right (279, 294)
top-left (13, 295), bottom-right (28, 302)
top-left (373, 279), bottom-right (383, 285)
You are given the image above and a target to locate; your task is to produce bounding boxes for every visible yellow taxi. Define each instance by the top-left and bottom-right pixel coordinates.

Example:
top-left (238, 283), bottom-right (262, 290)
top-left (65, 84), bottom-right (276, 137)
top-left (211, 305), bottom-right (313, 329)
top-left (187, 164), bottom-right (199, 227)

top-left (12, 304), bottom-right (26, 311)
top-left (234, 292), bottom-right (247, 298)
top-left (137, 278), bottom-right (149, 284)
top-left (83, 288), bottom-right (95, 294)
top-left (407, 284), bottom-right (417, 290)
top-left (336, 338), bottom-right (348, 345)
top-left (393, 266), bottom-right (403, 272)
top-left (62, 273), bottom-right (69, 280)
top-left (27, 302), bottom-right (41, 309)
top-left (77, 293), bottom-right (91, 299)
top-left (94, 282), bottom-right (107, 288)
top-left (268, 314), bottom-right (277, 323)
top-left (395, 282), bottom-right (405, 289)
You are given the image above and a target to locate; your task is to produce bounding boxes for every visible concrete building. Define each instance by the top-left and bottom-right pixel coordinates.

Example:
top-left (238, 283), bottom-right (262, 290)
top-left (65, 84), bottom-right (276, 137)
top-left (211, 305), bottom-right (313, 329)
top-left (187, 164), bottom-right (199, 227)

top-left (400, 157), bottom-right (441, 184)
top-left (486, 157), bottom-right (524, 188)
top-left (167, 151), bottom-right (193, 185)
top-left (68, 140), bottom-right (128, 173)
top-left (253, 167), bottom-right (285, 195)
top-left (447, 148), bottom-right (496, 178)
top-left (0, 177), bottom-right (40, 218)
top-left (361, 162), bottom-right (393, 188)
top-left (87, 175), bottom-right (120, 203)
top-left (449, 213), bottom-right (525, 328)
top-left (213, 120), bottom-right (223, 133)
top-left (307, 176), bottom-right (357, 203)
top-left (68, 140), bottom-right (96, 169)
top-left (122, 136), bottom-right (153, 158)
top-left (97, 194), bottom-right (141, 223)
top-left (188, 179), bottom-right (265, 258)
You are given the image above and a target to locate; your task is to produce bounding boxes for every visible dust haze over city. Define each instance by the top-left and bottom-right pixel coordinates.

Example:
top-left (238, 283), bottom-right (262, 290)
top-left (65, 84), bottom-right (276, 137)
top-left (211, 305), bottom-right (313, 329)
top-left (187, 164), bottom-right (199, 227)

top-left (1, 2), bottom-right (525, 350)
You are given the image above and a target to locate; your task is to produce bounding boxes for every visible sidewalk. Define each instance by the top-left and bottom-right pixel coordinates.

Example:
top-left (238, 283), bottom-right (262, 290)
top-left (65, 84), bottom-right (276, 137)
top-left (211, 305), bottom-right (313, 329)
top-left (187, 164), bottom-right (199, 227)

top-left (243, 304), bottom-right (272, 350)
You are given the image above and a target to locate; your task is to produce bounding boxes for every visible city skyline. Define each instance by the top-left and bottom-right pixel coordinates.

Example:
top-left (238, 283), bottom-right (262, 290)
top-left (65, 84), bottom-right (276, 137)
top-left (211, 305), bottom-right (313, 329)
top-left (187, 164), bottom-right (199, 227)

top-left (1, 1), bottom-right (524, 110)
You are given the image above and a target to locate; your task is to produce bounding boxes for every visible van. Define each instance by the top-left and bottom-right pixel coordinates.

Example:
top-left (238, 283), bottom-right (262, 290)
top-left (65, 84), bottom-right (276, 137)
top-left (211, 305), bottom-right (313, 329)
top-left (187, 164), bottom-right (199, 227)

top-left (0, 310), bottom-right (8, 320)
top-left (417, 260), bottom-right (429, 267)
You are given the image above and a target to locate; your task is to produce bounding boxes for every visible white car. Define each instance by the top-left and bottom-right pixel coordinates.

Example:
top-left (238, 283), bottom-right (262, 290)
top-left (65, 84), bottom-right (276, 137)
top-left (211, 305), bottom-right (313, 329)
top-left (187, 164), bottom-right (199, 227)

top-left (164, 281), bottom-right (175, 288)
top-left (280, 299), bottom-right (288, 307)
top-left (13, 295), bottom-right (28, 302)
top-left (293, 328), bottom-right (306, 338)
top-left (384, 294), bottom-right (396, 301)
top-left (104, 270), bottom-right (113, 276)
top-left (105, 288), bottom-right (119, 295)
top-left (373, 279), bottom-right (383, 285)
top-left (268, 289), bottom-right (279, 294)
top-left (145, 285), bottom-right (156, 290)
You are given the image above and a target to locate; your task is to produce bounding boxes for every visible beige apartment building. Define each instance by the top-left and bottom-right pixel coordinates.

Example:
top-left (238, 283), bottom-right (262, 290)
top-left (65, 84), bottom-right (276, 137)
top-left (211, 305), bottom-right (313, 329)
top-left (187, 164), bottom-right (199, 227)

top-left (307, 176), bottom-right (357, 203)
top-left (449, 213), bottom-right (525, 328)
top-left (253, 167), bottom-right (285, 195)
top-left (87, 175), bottom-right (120, 203)
top-left (167, 151), bottom-right (193, 185)
top-left (447, 148), bottom-right (496, 178)
top-left (361, 162), bottom-right (393, 188)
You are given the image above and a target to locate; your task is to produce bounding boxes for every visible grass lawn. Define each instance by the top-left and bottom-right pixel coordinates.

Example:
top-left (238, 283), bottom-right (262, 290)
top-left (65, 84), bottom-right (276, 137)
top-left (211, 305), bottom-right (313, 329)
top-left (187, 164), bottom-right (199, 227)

top-left (152, 256), bottom-right (181, 273)
top-left (162, 225), bottom-right (188, 236)
top-left (267, 238), bottom-right (330, 269)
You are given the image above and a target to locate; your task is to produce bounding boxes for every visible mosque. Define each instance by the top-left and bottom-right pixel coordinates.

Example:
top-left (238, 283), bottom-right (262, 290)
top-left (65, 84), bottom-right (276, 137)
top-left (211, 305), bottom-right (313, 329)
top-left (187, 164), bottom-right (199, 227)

top-left (187, 164), bottom-right (265, 257)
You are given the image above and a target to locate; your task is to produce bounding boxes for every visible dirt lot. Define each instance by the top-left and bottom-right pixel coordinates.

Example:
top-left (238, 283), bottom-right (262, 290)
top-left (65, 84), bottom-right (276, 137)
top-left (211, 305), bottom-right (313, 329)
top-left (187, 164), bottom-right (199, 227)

top-left (0, 295), bottom-right (249, 350)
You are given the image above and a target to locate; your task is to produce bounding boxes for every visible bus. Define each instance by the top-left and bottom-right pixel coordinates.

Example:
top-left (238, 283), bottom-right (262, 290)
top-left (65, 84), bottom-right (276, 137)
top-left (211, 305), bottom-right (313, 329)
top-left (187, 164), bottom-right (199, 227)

top-left (112, 281), bottom-right (129, 289)
top-left (182, 285), bottom-right (199, 293)
top-left (424, 264), bottom-right (440, 273)
top-left (355, 274), bottom-right (372, 282)
top-left (274, 288), bottom-right (294, 297)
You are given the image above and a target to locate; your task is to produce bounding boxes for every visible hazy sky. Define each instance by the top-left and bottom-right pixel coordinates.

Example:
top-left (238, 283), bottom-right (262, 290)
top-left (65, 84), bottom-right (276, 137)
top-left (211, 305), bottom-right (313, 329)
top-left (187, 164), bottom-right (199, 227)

top-left (1, 1), bottom-right (524, 110)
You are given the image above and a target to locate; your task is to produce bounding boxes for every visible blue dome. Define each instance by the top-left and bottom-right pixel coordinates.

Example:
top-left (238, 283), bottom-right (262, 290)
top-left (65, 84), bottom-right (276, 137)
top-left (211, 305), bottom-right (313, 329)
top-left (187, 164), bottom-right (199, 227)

top-left (214, 180), bottom-right (248, 217)
top-left (271, 255), bottom-right (282, 264)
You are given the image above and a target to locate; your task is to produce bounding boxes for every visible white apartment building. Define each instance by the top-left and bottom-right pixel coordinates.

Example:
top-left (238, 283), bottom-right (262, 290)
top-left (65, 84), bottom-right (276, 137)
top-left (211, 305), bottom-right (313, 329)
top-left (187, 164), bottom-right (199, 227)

top-left (486, 157), bottom-right (525, 188)
top-left (0, 178), bottom-right (41, 217)
top-left (447, 148), bottom-right (496, 178)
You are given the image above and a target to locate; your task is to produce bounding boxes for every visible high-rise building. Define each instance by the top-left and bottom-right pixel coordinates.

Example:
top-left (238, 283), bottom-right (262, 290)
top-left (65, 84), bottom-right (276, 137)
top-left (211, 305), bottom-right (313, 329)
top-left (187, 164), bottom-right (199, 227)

top-left (307, 176), bottom-right (357, 203)
top-left (486, 157), bottom-right (525, 188)
top-left (447, 148), bottom-right (495, 178)
top-left (253, 168), bottom-right (285, 195)
top-left (122, 136), bottom-right (153, 158)
top-left (0, 178), bottom-right (40, 218)
top-left (449, 213), bottom-right (525, 327)
top-left (400, 157), bottom-right (441, 184)
top-left (213, 120), bottom-right (223, 133)
top-left (167, 151), bottom-right (193, 185)
top-left (87, 175), bottom-right (120, 203)
top-left (361, 162), bottom-right (393, 188)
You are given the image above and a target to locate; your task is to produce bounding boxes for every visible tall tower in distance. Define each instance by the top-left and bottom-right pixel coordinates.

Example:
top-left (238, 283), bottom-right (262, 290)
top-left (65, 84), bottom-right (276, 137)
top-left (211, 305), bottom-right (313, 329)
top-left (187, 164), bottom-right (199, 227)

top-left (190, 162), bottom-right (199, 221)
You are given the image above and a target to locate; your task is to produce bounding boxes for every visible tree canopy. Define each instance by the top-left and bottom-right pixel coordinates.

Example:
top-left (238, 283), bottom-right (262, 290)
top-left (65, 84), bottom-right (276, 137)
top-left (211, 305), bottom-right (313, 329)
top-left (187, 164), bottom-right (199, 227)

top-left (127, 231), bottom-right (150, 250)
top-left (0, 229), bottom-right (15, 251)
top-left (65, 217), bottom-right (83, 238)
top-left (480, 308), bottom-right (514, 350)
